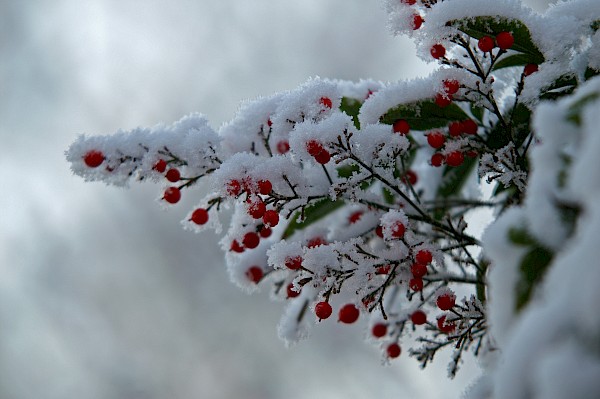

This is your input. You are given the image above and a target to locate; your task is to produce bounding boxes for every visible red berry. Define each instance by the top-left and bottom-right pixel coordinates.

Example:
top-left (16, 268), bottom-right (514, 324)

top-left (338, 304), bottom-right (360, 324)
top-left (478, 36), bottom-right (495, 52)
top-left (267, 118), bottom-right (273, 127)
top-left (377, 264), bottom-right (391, 275)
top-left (403, 170), bottom-right (418, 185)
top-left (435, 93), bottom-right (452, 108)
top-left (348, 211), bottom-right (363, 224)
top-left (391, 221), bottom-right (406, 238)
top-left (387, 343), bottom-right (401, 358)
top-left (443, 79), bottom-right (460, 95)
top-left (427, 131), bottom-right (445, 149)
top-left (496, 31), bottom-right (514, 50)
top-left (248, 200), bottom-right (266, 219)
top-left (190, 208), bottom-right (209, 225)
top-left (227, 179), bottom-right (242, 196)
top-left (242, 232), bottom-right (260, 249)
top-left (401, 0), bottom-right (416, 4)
top-left (83, 150), bottom-right (104, 168)
top-left (258, 179), bottom-right (272, 195)
top-left (462, 119), bottom-right (478, 135)
top-left (437, 315), bottom-right (456, 333)
top-left (259, 226), bottom-right (272, 238)
top-left (153, 159), bottom-right (167, 173)
top-left (430, 44), bottom-right (446, 59)
top-left (277, 140), bottom-right (290, 154)
top-left (230, 240), bottom-right (244, 253)
top-left (314, 149), bottom-right (331, 165)
top-left (166, 168), bottom-right (180, 182)
top-left (262, 209), bottom-right (279, 227)
top-left (306, 140), bottom-right (324, 156)
top-left (286, 283), bottom-right (300, 298)
top-left (411, 263), bottom-right (428, 278)
top-left (320, 96), bottom-right (333, 109)
top-left (445, 151), bottom-right (464, 167)
top-left (411, 310), bottom-right (427, 325)
top-left (431, 153), bottom-right (444, 167)
top-left (466, 150), bottom-right (478, 158)
top-left (307, 237), bottom-right (327, 248)
top-left (409, 278), bottom-right (423, 291)
top-left (163, 187), bottom-right (181, 204)
top-left (412, 14), bottom-right (423, 30)
top-left (372, 323), bottom-right (388, 338)
top-left (315, 301), bottom-right (333, 320)
top-left (246, 266), bottom-right (263, 284)
top-left (392, 119), bottom-right (410, 135)
top-left (375, 226), bottom-right (384, 238)
top-left (448, 121), bottom-right (463, 137)
top-left (415, 250), bottom-right (433, 264)
top-left (284, 256), bottom-right (303, 270)
top-left (437, 292), bottom-right (456, 310)
top-left (524, 63), bottom-right (539, 76)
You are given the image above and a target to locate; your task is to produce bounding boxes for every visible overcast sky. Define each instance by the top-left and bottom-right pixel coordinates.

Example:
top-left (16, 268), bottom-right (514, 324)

top-left (0, 1), bottom-right (553, 398)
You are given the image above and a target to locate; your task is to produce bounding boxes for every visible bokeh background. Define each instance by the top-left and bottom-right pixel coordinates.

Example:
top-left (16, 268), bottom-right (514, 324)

top-left (1, 1), bottom-right (553, 398)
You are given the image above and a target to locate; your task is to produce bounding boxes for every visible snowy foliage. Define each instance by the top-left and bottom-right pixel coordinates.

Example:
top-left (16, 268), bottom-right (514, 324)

top-left (67, 0), bottom-right (600, 397)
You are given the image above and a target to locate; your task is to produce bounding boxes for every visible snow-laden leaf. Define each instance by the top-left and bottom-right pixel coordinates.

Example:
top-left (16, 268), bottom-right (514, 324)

top-left (380, 100), bottom-right (469, 130)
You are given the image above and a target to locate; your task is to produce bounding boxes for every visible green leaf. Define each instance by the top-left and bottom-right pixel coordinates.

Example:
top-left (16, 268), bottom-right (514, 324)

top-left (282, 199), bottom-right (345, 239)
top-left (380, 100), bottom-right (469, 131)
top-left (508, 227), bottom-right (537, 246)
top-left (566, 92), bottom-right (600, 126)
top-left (492, 53), bottom-right (536, 71)
top-left (592, 20), bottom-right (600, 31)
top-left (515, 245), bottom-right (553, 310)
top-left (340, 97), bottom-right (362, 129)
top-left (585, 67), bottom-right (600, 80)
top-left (382, 187), bottom-right (395, 205)
top-left (540, 75), bottom-right (577, 101)
top-left (451, 16), bottom-right (544, 64)
top-left (470, 103), bottom-right (484, 123)
top-left (337, 163), bottom-right (360, 178)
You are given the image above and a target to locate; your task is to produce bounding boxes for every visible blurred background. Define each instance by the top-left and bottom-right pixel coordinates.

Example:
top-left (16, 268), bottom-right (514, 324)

top-left (0, 0), bottom-right (553, 398)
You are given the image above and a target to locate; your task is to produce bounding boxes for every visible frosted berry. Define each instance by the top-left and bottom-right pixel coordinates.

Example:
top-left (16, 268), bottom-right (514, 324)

top-left (462, 119), bottom-right (478, 135)
top-left (403, 170), bottom-right (418, 185)
top-left (338, 304), bottom-right (360, 324)
top-left (190, 208), bottom-right (209, 225)
top-left (257, 179), bottom-right (272, 195)
top-left (163, 187), bottom-right (181, 204)
top-left (242, 232), bottom-right (260, 249)
top-left (348, 211), bottom-right (363, 224)
top-left (377, 264), bottom-right (391, 275)
top-left (306, 140), bottom-right (324, 156)
top-left (443, 79), bottom-right (460, 95)
top-left (285, 256), bottom-right (303, 270)
top-left (415, 250), bottom-right (432, 264)
top-left (448, 121), bottom-right (463, 137)
top-left (320, 96), bottom-right (333, 109)
top-left (165, 168), bottom-right (180, 182)
top-left (412, 14), bottom-right (423, 30)
top-left (83, 150), bottom-right (104, 168)
top-left (411, 310), bottom-right (427, 325)
top-left (437, 315), bottom-right (456, 333)
top-left (391, 221), bottom-right (406, 238)
top-left (478, 35), bottom-right (495, 52)
top-left (375, 226), bottom-right (384, 238)
top-left (267, 118), bottom-right (273, 127)
top-left (248, 200), bottom-right (266, 219)
top-left (153, 159), bottom-right (167, 173)
top-left (392, 119), bottom-right (410, 135)
top-left (524, 63), bottom-right (539, 76)
top-left (435, 93), bottom-right (452, 108)
top-left (401, 0), bottom-right (416, 4)
top-left (431, 153), bottom-right (444, 167)
top-left (262, 209), bottom-right (279, 227)
top-left (246, 266), bottom-right (263, 284)
top-left (307, 237), bottom-right (327, 248)
top-left (496, 31), bottom-right (514, 50)
top-left (259, 226), bottom-right (272, 238)
top-left (437, 292), bottom-right (456, 310)
top-left (315, 301), bottom-right (333, 320)
top-left (445, 151), bottom-right (465, 167)
top-left (409, 277), bottom-right (423, 291)
top-left (227, 179), bottom-right (242, 196)
top-left (427, 131), bottom-right (445, 149)
top-left (230, 240), bottom-right (244, 253)
top-left (277, 140), bottom-right (290, 154)
top-left (387, 343), bottom-right (401, 358)
top-left (411, 263), bottom-right (427, 278)
top-left (430, 44), bottom-right (446, 59)
top-left (314, 149), bottom-right (331, 165)
top-left (372, 323), bottom-right (387, 338)
top-left (286, 283), bottom-right (300, 298)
